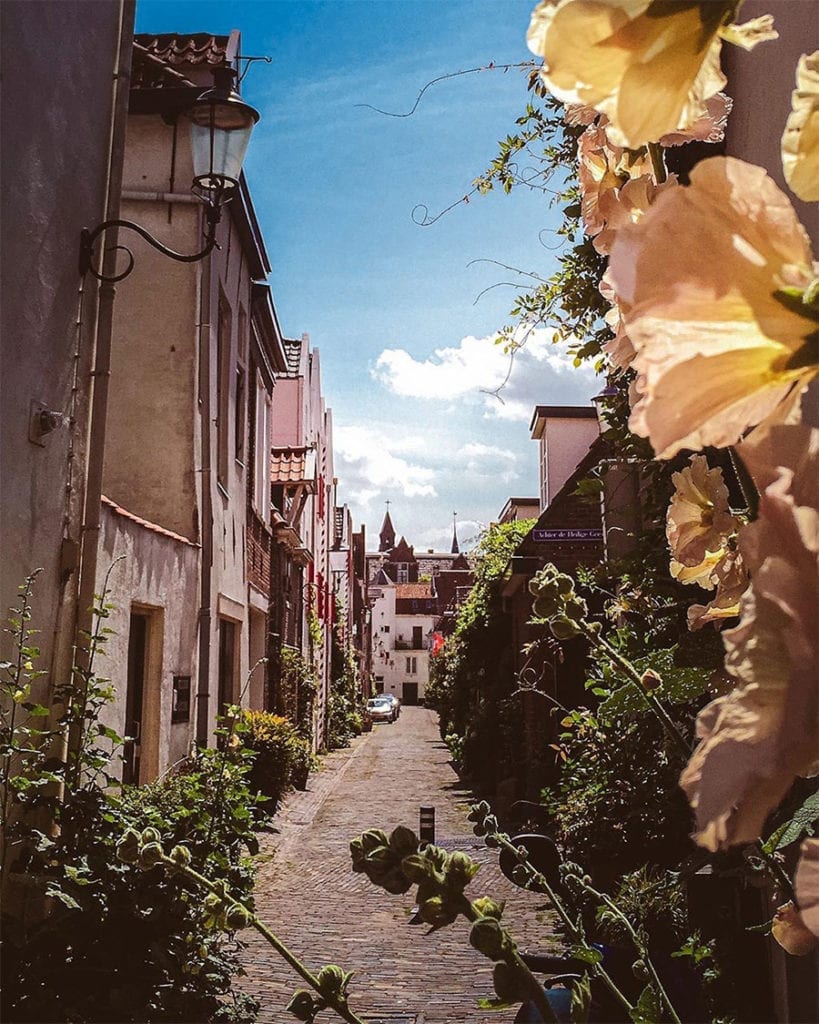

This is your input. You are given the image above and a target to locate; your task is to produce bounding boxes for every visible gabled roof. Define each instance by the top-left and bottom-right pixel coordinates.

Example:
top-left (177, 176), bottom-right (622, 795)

top-left (389, 536), bottom-right (415, 561)
top-left (271, 447), bottom-right (316, 485)
top-left (450, 552), bottom-right (471, 571)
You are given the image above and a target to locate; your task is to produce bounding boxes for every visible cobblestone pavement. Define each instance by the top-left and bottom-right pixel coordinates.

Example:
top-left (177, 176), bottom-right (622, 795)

top-left (239, 707), bottom-right (558, 1023)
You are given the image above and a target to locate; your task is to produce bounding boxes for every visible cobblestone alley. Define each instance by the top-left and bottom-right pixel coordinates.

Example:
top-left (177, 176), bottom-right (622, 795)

top-left (240, 707), bottom-right (556, 1023)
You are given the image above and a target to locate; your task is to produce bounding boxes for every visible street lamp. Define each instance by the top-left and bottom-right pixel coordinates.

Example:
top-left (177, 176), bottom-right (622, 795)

top-left (79, 64), bottom-right (260, 282)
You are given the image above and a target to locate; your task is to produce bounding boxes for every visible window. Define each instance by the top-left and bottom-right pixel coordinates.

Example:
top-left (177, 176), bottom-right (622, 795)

top-left (235, 311), bottom-right (247, 466)
top-left (172, 675), bottom-right (191, 723)
top-left (253, 374), bottom-right (271, 521)
top-left (396, 564), bottom-right (409, 583)
top-left (216, 296), bottom-right (232, 488)
top-left (382, 625), bottom-right (390, 634)
top-left (405, 657), bottom-right (417, 674)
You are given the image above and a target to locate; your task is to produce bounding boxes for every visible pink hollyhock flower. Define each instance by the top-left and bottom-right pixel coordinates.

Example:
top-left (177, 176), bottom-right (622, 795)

top-left (608, 157), bottom-right (819, 459)
top-left (680, 426), bottom-right (819, 851)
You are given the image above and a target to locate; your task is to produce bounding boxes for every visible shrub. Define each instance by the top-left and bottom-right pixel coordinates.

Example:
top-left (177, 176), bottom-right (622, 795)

top-left (241, 710), bottom-right (314, 804)
top-left (4, 748), bottom-right (264, 1023)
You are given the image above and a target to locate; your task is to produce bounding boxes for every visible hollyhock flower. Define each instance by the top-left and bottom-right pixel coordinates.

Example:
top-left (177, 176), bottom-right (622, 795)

top-left (686, 548), bottom-right (749, 630)
top-left (659, 92), bottom-right (733, 147)
top-left (667, 455), bottom-right (737, 566)
top-left (795, 839), bottom-right (819, 938)
top-left (578, 125), bottom-right (649, 236)
top-left (594, 174), bottom-right (677, 256)
top-left (782, 52), bottom-right (819, 203)
top-left (527, 0), bottom-right (776, 148)
top-left (680, 427), bottom-right (819, 851)
top-left (608, 157), bottom-right (819, 460)
top-left (670, 548), bottom-right (723, 588)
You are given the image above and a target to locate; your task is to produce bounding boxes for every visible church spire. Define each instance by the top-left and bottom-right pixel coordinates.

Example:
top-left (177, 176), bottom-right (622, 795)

top-left (451, 511), bottom-right (460, 554)
top-left (379, 501), bottom-right (396, 552)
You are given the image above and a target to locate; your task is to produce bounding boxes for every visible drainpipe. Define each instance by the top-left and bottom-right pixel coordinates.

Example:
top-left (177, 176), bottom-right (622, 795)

top-left (196, 239), bottom-right (214, 747)
top-left (73, 0), bottom-right (135, 682)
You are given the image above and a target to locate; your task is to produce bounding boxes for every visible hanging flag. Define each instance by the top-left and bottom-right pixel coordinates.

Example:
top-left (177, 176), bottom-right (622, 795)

top-left (431, 632), bottom-right (445, 656)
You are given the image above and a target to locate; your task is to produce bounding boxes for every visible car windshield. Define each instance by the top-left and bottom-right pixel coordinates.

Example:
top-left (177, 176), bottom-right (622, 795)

top-left (368, 698), bottom-right (390, 707)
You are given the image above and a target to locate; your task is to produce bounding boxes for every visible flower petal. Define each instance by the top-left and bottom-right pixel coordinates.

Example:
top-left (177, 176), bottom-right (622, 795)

top-left (782, 51), bottom-right (819, 203)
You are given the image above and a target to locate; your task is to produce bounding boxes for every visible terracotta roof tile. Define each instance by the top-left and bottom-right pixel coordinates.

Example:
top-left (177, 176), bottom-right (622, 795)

top-left (134, 33), bottom-right (229, 67)
top-left (271, 447), bottom-right (315, 484)
top-left (101, 495), bottom-right (199, 547)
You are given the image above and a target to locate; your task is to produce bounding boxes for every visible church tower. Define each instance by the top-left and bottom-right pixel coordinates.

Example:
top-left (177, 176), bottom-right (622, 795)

top-left (450, 511), bottom-right (460, 554)
top-left (379, 505), bottom-right (396, 552)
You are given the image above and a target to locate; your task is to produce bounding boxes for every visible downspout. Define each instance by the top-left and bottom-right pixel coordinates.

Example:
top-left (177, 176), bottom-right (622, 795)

top-left (73, 0), bottom-right (135, 686)
top-left (196, 238), bottom-right (214, 747)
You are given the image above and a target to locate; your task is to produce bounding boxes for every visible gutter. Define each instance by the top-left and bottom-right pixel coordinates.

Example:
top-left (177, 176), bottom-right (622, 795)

top-left (74, 0), bottom-right (136, 674)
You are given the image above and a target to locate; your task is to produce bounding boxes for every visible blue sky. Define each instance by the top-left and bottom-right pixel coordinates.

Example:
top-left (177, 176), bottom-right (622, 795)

top-left (136, 0), bottom-right (598, 550)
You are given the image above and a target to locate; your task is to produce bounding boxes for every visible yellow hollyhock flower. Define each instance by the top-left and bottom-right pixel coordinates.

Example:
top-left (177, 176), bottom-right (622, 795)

top-left (607, 157), bottom-right (819, 460)
top-left (667, 455), bottom-right (737, 566)
top-left (686, 548), bottom-right (748, 631)
top-left (782, 51), bottom-right (819, 202)
top-left (527, 0), bottom-right (776, 148)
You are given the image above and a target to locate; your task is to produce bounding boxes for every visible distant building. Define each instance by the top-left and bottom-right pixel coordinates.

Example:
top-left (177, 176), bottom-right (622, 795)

top-left (366, 511), bottom-right (473, 703)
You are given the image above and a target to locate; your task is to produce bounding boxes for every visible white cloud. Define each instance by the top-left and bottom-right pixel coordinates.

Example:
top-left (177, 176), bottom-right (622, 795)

top-left (458, 442), bottom-right (518, 483)
top-left (334, 424), bottom-right (437, 509)
top-left (372, 328), bottom-right (598, 420)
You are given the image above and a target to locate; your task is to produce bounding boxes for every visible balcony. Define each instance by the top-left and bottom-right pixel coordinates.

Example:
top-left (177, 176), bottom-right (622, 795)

top-left (394, 639), bottom-right (426, 651)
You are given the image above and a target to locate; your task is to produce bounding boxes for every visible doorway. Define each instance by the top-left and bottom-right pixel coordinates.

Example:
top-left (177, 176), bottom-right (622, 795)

top-left (402, 682), bottom-right (418, 705)
top-left (124, 611), bottom-right (149, 784)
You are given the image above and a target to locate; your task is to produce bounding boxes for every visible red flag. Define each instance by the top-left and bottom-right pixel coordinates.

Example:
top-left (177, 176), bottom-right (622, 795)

top-left (431, 632), bottom-right (445, 656)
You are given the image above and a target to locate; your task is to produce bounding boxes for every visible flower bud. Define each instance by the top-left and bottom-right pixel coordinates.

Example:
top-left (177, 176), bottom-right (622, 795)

top-left (140, 827), bottom-right (161, 846)
top-left (116, 829), bottom-right (140, 865)
top-left (381, 867), bottom-right (413, 895)
top-left (401, 853), bottom-right (435, 885)
top-left (137, 841), bottom-right (164, 870)
top-left (169, 844), bottom-right (192, 869)
top-left (224, 903), bottom-right (252, 930)
top-left (511, 864), bottom-right (529, 886)
top-left (471, 896), bottom-right (504, 921)
top-left (639, 669), bottom-right (663, 692)
top-left (286, 990), bottom-right (317, 1022)
top-left (424, 845), bottom-right (449, 871)
top-left (419, 895), bottom-right (458, 928)
top-left (446, 851), bottom-right (479, 888)
top-left (317, 964), bottom-right (345, 995)
top-left (550, 615), bottom-right (582, 640)
top-left (469, 916), bottom-right (508, 960)
top-left (361, 829), bottom-right (389, 853)
top-left (631, 959), bottom-right (649, 982)
top-left (388, 825), bottom-right (419, 858)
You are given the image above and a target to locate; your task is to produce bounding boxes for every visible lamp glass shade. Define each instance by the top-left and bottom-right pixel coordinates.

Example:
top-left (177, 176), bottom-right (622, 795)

top-left (188, 91), bottom-right (259, 191)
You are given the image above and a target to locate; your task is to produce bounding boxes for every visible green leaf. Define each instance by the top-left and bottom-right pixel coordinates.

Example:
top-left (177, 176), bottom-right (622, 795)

top-left (629, 984), bottom-right (662, 1024)
top-left (568, 944), bottom-right (603, 965)
top-left (476, 997), bottom-right (515, 1010)
top-left (46, 886), bottom-right (80, 910)
top-left (771, 791), bottom-right (819, 850)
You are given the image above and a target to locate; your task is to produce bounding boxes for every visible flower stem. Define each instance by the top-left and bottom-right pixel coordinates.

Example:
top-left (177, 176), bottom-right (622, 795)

top-left (458, 894), bottom-right (559, 1023)
top-left (163, 855), bottom-right (366, 1024)
top-left (492, 833), bottom-right (634, 1017)
top-left (647, 142), bottom-right (667, 184)
top-left (588, 632), bottom-right (691, 759)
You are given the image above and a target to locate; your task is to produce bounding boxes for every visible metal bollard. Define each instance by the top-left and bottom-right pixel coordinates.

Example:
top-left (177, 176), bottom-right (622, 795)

top-left (419, 805), bottom-right (435, 843)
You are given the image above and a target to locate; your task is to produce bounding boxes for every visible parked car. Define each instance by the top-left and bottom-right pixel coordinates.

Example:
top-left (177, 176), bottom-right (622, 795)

top-left (380, 693), bottom-right (401, 720)
top-left (366, 697), bottom-right (394, 723)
